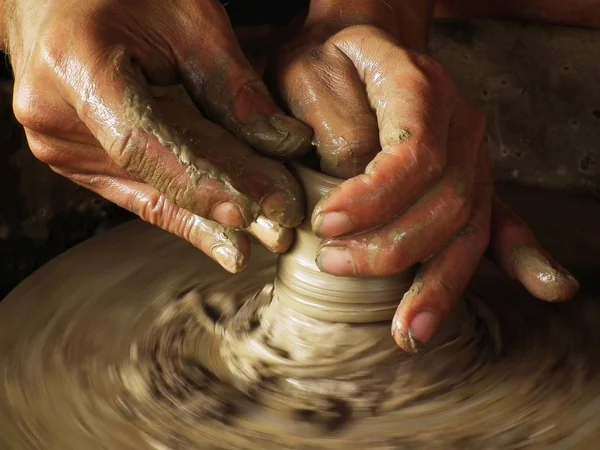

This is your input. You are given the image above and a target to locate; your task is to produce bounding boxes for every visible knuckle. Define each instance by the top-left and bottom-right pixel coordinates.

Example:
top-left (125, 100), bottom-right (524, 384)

top-left (402, 68), bottom-right (433, 93)
top-left (28, 141), bottom-right (59, 166)
top-left (417, 57), bottom-right (454, 93)
top-left (330, 120), bottom-right (379, 157)
top-left (36, 26), bottom-right (70, 75)
top-left (326, 127), bottom-right (379, 175)
top-left (449, 182), bottom-right (471, 215)
top-left (461, 203), bottom-right (491, 240)
top-left (408, 66), bottom-right (454, 110)
top-left (279, 47), bottom-right (339, 116)
top-left (280, 46), bottom-right (324, 87)
top-left (12, 85), bottom-right (40, 131)
top-left (12, 79), bottom-right (55, 133)
top-left (137, 190), bottom-right (169, 227)
top-left (129, 187), bottom-right (191, 243)
top-left (456, 223), bottom-right (490, 263)
top-left (158, 173), bottom-right (193, 213)
top-left (415, 141), bottom-right (446, 179)
top-left (378, 139), bottom-right (445, 183)
top-left (108, 128), bottom-right (148, 175)
top-left (428, 152), bottom-right (446, 179)
top-left (443, 172), bottom-right (474, 223)
top-left (406, 58), bottom-right (457, 112)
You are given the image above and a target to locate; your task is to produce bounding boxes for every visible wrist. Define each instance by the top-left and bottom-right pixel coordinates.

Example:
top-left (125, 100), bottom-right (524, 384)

top-left (305, 0), bottom-right (436, 51)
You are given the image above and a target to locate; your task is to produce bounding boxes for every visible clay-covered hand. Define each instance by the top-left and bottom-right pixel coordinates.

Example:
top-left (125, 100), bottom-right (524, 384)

top-left (276, 24), bottom-right (579, 351)
top-left (3, 0), bottom-right (313, 273)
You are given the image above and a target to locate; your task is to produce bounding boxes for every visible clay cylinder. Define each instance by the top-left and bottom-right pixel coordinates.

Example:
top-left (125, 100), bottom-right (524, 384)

top-left (274, 163), bottom-right (413, 324)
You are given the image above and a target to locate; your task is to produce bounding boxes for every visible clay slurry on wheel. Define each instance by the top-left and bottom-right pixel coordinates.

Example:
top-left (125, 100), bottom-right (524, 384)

top-left (1, 166), bottom-right (600, 449)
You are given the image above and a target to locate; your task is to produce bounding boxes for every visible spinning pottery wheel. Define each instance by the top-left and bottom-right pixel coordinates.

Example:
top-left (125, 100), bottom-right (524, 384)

top-left (1, 165), bottom-right (599, 449)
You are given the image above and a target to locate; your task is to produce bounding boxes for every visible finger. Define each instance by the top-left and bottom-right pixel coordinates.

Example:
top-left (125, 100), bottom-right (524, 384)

top-left (316, 122), bottom-right (482, 278)
top-left (68, 172), bottom-right (251, 274)
top-left (56, 45), bottom-right (305, 228)
top-left (312, 26), bottom-right (459, 238)
top-left (24, 129), bottom-right (131, 179)
top-left (247, 216), bottom-right (294, 254)
top-left (276, 42), bottom-right (380, 178)
top-left (489, 194), bottom-right (579, 302)
top-left (30, 128), bottom-right (295, 255)
top-left (172, 0), bottom-right (313, 159)
top-left (160, 97), bottom-right (306, 228)
top-left (391, 153), bottom-right (493, 352)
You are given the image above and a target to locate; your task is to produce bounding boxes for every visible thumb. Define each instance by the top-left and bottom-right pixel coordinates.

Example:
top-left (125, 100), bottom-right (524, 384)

top-left (171, 0), bottom-right (313, 159)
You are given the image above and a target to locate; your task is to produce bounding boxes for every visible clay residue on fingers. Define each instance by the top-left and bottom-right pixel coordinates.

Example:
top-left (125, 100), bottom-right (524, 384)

top-left (121, 85), bottom-right (261, 227)
top-left (247, 215), bottom-right (294, 253)
top-left (241, 113), bottom-right (314, 159)
top-left (391, 318), bottom-right (424, 354)
top-left (391, 276), bottom-right (426, 353)
top-left (189, 64), bottom-right (314, 159)
top-left (187, 214), bottom-right (250, 273)
top-left (258, 177), bottom-right (306, 228)
top-left (123, 80), bottom-right (309, 233)
top-left (510, 246), bottom-right (580, 302)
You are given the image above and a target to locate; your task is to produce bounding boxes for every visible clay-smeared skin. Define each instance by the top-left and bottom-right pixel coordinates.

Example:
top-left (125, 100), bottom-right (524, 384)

top-left (275, 10), bottom-right (580, 347)
top-left (1, 207), bottom-right (599, 449)
top-left (2, 0), bottom-right (581, 349)
top-left (3, 0), bottom-right (312, 273)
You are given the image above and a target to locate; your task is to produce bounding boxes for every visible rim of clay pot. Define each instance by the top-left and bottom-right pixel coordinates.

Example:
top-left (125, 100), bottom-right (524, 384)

top-left (287, 162), bottom-right (342, 214)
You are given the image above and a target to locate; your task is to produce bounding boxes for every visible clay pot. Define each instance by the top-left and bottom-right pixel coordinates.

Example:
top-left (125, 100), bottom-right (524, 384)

top-left (274, 163), bottom-right (413, 324)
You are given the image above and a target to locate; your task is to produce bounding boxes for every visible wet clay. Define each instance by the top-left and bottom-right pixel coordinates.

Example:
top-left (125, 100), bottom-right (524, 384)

top-left (1, 166), bottom-right (600, 449)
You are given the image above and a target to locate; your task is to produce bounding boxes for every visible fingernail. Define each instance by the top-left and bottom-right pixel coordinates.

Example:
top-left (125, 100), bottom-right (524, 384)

top-left (391, 318), bottom-right (423, 354)
top-left (212, 245), bottom-right (245, 274)
top-left (268, 114), bottom-right (299, 132)
top-left (313, 211), bottom-right (354, 237)
top-left (513, 247), bottom-right (580, 301)
top-left (261, 191), bottom-right (303, 228)
top-left (241, 115), bottom-right (311, 159)
top-left (268, 114), bottom-right (313, 157)
top-left (211, 202), bottom-right (245, 228)
top-left (247, 216), bottom-right (294, 253)
top-left (409, 311), bottom-right (441, 345)
top-left (316, 246), bottom-right (356, 276)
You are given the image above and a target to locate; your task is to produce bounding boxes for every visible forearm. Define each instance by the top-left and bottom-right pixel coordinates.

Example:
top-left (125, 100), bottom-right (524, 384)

top-left (305, 0), bottom-right (437, 51)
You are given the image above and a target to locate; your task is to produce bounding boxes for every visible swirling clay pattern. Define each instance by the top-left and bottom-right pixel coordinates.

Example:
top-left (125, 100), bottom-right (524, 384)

top-left (1, 176), bottom-right (599, 449)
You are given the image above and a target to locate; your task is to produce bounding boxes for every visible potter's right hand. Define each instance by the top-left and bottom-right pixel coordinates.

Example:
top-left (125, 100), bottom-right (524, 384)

top-left (3, 0), bottom-right (313, 273)
top-left (277, 22), bottom-right (579, 352)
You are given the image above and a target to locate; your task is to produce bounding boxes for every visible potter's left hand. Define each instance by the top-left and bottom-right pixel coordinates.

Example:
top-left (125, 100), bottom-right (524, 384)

top-left (276, 7), bottom-right (579, 351)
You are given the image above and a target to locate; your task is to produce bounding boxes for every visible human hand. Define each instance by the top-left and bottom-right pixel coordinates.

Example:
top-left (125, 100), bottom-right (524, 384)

top-left (276, 18), bottom-right (579, 351)
top-left (4, 0), bottom-right (313, 273)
